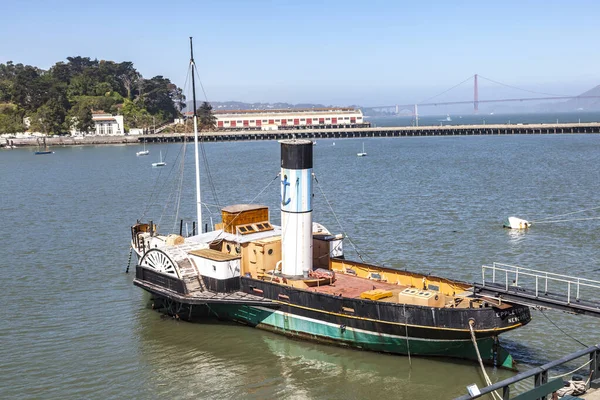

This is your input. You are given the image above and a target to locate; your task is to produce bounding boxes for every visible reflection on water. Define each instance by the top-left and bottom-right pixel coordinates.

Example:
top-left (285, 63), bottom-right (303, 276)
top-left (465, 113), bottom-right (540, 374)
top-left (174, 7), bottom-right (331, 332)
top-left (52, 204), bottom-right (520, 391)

top-left (133, 306), bottom-right (514, 399)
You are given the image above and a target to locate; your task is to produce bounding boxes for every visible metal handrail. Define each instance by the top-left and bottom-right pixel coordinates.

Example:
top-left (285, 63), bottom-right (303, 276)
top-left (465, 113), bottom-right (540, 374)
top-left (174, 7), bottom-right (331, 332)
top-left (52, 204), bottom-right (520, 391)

top-left (455, 344), bottom-right (600, 400)
top-left (481, 263), bottom-right (600, 303)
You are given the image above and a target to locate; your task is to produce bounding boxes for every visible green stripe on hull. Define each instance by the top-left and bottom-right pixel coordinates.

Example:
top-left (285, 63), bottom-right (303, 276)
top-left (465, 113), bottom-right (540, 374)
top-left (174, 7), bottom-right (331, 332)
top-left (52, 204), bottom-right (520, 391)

top-left (209, 304), bottom-right (514, 368)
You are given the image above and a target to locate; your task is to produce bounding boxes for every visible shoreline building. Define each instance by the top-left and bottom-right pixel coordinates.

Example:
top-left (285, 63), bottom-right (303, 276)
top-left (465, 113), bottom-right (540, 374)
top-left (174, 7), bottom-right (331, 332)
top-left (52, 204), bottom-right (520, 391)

top-left (91, 113), bottom-right (124, 136)
top-left (212, 108), bottom-right (368, 131)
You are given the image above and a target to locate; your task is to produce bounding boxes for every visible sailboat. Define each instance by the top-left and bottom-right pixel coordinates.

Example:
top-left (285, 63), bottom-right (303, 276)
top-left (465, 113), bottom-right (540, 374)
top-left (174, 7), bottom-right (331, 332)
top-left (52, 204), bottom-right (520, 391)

top-left (129, 38), bottom-right (531, 368)
top-left (136, 139), bottom-right (149, 156)
top-left (357, 142), bottom-right (367, 157)
top-left (34, 137), bottom-right (54, 155)
top-left (151, 151), bottom-right (166, 167)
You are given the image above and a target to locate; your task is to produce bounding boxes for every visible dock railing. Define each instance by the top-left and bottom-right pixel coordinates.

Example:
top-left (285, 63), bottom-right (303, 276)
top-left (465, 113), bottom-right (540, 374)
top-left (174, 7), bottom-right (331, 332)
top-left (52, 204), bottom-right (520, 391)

top-left (481, 263), bottom-right (600, 304)
top-left (455, 344), bottom-right (600, 400)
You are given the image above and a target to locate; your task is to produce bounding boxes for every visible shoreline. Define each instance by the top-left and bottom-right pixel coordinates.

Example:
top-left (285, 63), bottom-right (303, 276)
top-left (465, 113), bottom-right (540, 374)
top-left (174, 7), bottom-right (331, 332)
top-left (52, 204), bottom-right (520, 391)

top-left (3, 121), bottom-right (600, 148)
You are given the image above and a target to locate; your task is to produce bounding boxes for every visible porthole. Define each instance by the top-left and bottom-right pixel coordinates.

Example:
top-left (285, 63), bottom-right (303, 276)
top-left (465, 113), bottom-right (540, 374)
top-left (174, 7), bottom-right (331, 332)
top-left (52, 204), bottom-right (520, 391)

top-left (226, 244), bottom-right (231, 252)
top-left (235, 246), bottom-right (241, 254)
top-left (268, 249), bottom-right (273, 255)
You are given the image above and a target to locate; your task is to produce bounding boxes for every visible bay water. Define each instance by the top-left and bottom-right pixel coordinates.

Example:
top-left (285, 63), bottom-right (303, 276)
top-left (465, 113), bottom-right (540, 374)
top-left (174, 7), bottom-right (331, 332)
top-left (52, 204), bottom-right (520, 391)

top-left (1, 132), bottom-right (599, 399)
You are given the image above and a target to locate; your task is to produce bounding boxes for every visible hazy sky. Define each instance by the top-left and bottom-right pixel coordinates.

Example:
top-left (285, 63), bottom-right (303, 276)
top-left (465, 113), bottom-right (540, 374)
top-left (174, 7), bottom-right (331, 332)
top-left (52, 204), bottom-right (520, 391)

top-left (1, 0), bottom-right (598, 106)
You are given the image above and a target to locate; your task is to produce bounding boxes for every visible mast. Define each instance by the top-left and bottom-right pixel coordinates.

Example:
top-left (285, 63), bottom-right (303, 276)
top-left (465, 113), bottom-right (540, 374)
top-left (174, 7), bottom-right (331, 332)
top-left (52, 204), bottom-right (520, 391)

top-left (190, 37), bottom-right (202, 233)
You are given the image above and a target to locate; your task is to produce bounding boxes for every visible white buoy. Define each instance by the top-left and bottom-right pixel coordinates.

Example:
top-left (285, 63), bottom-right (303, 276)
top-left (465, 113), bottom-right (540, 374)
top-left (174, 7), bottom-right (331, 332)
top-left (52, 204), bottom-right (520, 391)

top-left (503, 216), bottom-right (531, 230)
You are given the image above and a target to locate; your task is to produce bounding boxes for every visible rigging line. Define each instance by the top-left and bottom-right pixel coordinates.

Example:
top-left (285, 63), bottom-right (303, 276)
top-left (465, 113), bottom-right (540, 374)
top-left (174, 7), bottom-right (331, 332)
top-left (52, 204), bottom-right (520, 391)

top-left (478, 75), bottom-right (569, 97)
top-left (313, 173), bottom-right (370, 264)
top-left (534, 216), bottom-right (600, 224)
top-left (531, 205), bottom-right (600, 222)
top-left (211, 173), bottom-right (281, 243)
top-left (173, 136), bottom-right (188, 233)
top-left (189, 64), bottom-right (221, 209)
top-left (199, 135), bottom-right (220, 209)
top-left (156, 144), bottom-right (186, 229)
top-left (192, 62), bottom-right (210, 108)
top-left (140, 149), bottom-right (173, 221)
top-left (417, 75), bottom-right (474, 105)
top-left (539, 309), bottom-right (588, 348)
top-left (195, 95), bottom-right (221, 208)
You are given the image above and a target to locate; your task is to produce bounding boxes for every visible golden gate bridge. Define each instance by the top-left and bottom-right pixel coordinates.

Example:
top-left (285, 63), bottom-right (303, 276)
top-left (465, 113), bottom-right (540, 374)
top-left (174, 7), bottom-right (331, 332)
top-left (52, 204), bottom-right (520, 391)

top-left (370, 74), bottom-right (600, 115)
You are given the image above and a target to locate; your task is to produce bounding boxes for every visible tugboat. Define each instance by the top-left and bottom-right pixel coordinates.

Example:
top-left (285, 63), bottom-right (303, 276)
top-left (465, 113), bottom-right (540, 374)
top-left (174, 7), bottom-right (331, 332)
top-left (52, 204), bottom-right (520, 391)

top-left (129, 38), bottom-right (531, 368)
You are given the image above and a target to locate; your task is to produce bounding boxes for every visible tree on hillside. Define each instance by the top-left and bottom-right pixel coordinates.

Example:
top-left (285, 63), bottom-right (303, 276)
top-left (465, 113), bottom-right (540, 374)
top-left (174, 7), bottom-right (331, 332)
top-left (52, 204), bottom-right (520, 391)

top-left (0, 58), bottom-right (184, 135)
top-left (197, 101), bottom-right (216, 130)
top-left (68, 103), bottom-right (94, 134)
top-left (138, 76), bottom-right (182, 121)
top-left (0, 104), bottom-right (24, 134)
top-left (122, 99), bottom-right (152, 130)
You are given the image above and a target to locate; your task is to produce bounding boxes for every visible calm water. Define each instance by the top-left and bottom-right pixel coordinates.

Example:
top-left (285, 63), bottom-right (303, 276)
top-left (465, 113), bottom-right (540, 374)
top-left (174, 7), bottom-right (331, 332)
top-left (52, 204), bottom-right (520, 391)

top-left (1, 134), bottom-right (599, 399)
top-left (368, 111), bottom-right (600, 127)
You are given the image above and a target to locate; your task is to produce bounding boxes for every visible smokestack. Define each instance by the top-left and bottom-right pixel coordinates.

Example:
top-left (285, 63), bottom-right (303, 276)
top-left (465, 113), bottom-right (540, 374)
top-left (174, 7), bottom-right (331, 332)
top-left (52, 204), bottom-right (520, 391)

top-left (279, 139), bottom-right (313, 278)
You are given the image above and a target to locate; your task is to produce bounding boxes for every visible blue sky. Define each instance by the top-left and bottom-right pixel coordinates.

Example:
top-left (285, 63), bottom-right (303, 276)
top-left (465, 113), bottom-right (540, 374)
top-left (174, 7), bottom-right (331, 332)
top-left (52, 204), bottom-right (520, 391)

top-left (1, 0), bottom-right (598, 106)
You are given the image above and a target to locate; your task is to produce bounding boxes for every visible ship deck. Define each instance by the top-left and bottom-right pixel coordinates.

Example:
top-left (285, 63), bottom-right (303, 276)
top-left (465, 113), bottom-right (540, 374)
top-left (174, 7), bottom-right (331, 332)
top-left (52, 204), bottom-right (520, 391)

top-left (308, 273), bottom-right (409, 302)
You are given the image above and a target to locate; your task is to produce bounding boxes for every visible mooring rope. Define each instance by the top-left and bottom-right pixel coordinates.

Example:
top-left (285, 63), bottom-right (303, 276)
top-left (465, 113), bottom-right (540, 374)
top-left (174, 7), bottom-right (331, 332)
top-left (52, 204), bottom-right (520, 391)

top-left (549, 358), bottom-right (593, 380)
top-left (404, 304), bottom-right (411, 367)
top-left (530, 205), bottom-right (600, 224)
top-left (533, 216), bottom-right (600, 224)
top-left (539, 309), bottom-right (588, 348)
top-left (468, 320), bottom-right (501, 400)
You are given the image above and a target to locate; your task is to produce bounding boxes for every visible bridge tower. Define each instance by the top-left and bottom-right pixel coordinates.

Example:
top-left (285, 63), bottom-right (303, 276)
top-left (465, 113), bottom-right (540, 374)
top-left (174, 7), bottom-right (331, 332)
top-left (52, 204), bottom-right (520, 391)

top-left (413, 104), bottom-right (419, 126)
top-left (474, 74), bottom-right (479, 113)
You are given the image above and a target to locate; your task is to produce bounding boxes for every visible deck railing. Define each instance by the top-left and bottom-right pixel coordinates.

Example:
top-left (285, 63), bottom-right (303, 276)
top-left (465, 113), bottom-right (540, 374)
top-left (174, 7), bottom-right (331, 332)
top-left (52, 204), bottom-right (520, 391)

top-left (481, 263), bottom-right (600, 304)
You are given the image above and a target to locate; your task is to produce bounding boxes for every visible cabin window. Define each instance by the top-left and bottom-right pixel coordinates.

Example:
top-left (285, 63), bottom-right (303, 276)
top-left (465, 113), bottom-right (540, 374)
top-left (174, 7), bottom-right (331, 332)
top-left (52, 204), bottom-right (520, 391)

top-left (278, 294), bottom-right (290, 301)
top-left (226, 244), bottom-right (231, 252)
top-left (235, 246), bottom-right (241, 254)
top-left (368, 272), bottom-right (382, 281)
top-left (342, 307), bottom-right (354, 314)
top-left (268, 249), bottom-right (273, 255)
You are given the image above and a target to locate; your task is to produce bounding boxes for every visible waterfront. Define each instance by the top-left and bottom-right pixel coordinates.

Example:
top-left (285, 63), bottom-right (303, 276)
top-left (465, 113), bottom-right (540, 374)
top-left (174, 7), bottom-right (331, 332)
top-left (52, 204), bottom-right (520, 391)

top-left (1, 134), bottom-right (599, 399)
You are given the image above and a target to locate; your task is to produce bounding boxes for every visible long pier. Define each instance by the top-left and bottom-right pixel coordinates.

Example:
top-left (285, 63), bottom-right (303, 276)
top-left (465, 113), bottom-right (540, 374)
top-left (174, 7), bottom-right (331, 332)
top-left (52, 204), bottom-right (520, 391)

top-left (3, 122), bottom-right (600, 147)
top-left (139, 121), bottom-right (600, 143)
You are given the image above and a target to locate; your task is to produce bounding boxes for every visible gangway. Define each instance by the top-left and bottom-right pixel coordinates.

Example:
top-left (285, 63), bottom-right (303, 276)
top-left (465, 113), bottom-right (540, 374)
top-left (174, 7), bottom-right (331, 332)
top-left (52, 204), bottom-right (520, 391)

top-left (473, 263), bottom-right (600, 318)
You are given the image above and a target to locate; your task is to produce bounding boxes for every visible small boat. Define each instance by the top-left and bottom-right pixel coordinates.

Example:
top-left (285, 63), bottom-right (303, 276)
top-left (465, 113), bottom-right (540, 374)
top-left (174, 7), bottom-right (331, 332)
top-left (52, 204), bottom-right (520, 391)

top-left (129, 38), bottom-right (531, 369)
top-left (34, 138), bottom-right (54, 155)
top-left (439, 114), bottom-right (452, 122)
top-left (503, 216), bottom-right (531, 230)
top-left (357, 142), bottom-right (367, 157)
top-left (151, 151), bottom-right (166, 167)
top-left (136, 140), bottom-right (149, 156)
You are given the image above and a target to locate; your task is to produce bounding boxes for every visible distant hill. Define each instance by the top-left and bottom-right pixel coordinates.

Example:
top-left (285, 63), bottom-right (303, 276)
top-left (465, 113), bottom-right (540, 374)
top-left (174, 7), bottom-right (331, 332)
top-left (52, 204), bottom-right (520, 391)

top-left (545, 85), bottom-right (600, 112)
top-left (561, 85), bottom-right (600, 111)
